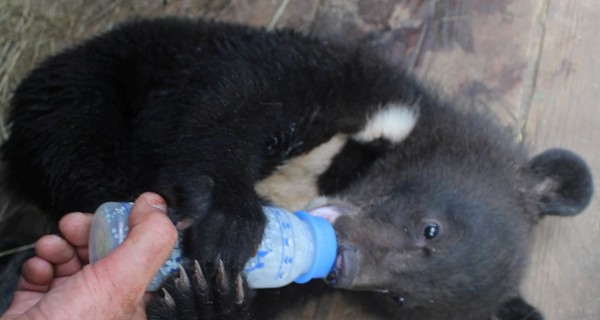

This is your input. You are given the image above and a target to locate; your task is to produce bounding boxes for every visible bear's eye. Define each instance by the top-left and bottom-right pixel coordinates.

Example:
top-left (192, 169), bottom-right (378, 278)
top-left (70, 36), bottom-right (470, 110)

top-left (423, 223), bottom-right (440, 240)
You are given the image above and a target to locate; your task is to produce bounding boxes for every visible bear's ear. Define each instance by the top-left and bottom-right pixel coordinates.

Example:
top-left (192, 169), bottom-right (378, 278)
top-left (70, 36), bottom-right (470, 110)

top-left (528, 148), bottom-right (593, 217)
top-left (495, 296), bottom-right (544, 320)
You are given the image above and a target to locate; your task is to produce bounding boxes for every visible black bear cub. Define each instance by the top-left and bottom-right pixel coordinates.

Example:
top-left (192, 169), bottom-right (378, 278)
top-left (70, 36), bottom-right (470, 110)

top-left (1, 18), bottom-right (593, 319)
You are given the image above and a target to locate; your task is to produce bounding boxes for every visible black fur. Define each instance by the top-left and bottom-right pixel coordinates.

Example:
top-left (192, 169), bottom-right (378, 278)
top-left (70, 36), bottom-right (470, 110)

top-left (496, 297), bottom-right (545, 320)
top-left (0, 18), bottom-right (593, 319)
top-left (318, 138), bottom-right (389, 194)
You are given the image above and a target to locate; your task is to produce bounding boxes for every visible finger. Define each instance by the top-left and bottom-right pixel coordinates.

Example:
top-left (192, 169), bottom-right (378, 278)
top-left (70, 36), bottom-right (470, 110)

top-left (93, 192), bottom-right (177, 300)
top-left (76, 246), bottom-right (90, 264)
top-left (60, 212), bottom-right (93, 248)
top-left (59, 212), bottom-right (93, 263)
top-left (53, 256), bottom-right (82, 279)
top-left (35, 234), bottom-right (83, 279)
top-left (17, 256), bottom-right (53, 292)
top-left (35, 235), bottom-right (75, 265)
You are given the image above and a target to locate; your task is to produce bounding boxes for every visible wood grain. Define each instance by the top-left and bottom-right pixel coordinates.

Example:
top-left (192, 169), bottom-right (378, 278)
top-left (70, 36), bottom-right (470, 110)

top-left (521, 1), bottom-right (600, 319)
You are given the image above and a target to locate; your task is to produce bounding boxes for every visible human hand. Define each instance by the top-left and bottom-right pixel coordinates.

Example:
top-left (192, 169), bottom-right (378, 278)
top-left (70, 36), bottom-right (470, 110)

top-left (1, 192), bottom-right (178, 320)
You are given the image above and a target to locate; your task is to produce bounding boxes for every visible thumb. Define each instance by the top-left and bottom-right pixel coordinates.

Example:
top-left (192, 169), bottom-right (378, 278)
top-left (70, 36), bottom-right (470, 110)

top-left (93, 192), bottom-right (177, 300)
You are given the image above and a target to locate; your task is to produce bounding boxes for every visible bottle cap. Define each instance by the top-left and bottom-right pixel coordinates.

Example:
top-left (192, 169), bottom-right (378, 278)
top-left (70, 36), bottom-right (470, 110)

top-left (293, 210), bottom-right (337, 283)
top-left (89, 202), bottom-right (132, 264)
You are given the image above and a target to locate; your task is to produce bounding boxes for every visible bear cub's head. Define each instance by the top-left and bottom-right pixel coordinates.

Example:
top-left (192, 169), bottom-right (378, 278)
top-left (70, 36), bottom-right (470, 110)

top-left (305, 103), bottom-right (593, 318)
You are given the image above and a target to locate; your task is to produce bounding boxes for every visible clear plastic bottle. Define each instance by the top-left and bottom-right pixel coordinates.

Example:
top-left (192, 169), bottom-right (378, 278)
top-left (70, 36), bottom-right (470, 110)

top-left (89, 202), bottom-right (337, 291)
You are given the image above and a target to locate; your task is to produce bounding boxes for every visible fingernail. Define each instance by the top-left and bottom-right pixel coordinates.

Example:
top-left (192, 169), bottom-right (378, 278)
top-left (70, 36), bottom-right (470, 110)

top-left (144, 193), bottom-right (167, 213)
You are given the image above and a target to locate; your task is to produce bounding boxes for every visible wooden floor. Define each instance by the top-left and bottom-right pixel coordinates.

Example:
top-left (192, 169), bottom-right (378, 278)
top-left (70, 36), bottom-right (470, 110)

top-left (1, 1), bottom-right (598, 319)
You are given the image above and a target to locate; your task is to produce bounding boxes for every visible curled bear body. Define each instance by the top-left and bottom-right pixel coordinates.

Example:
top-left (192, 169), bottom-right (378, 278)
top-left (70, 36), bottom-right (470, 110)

top-left (0, 18), bottom-right (593, 319)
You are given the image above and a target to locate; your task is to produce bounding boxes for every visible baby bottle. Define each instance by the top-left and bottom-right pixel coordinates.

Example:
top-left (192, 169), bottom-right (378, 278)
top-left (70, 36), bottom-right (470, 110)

top-left (89, 202), bottom-right (337, 291)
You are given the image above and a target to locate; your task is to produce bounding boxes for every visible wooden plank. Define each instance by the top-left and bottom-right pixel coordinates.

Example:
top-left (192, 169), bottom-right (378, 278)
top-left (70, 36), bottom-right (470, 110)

top-left (521, 1), bottom-right (600, 319)
top-left (414, 0), bottom-right (547, 131)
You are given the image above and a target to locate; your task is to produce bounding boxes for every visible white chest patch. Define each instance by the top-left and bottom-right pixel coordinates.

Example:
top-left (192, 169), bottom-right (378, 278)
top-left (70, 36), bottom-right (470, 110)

top-left (353, 103), bottom-right (419, 144)
top-left (255, 134), bottom-right (348, 211)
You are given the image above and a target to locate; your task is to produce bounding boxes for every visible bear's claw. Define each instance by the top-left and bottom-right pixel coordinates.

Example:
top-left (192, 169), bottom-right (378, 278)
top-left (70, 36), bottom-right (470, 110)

top-left (147, 260), bottom-right (250, 319)
top-left (192, 259), bottom-right (208, 292)
top-left (235, 274), bottom-right (245, 305)
top-left (161, 288), bottom-right (176, 308)
top-left (216, 259), bottom-right (229, 294)
top-left (175, 264), bottom-right (190, 290)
